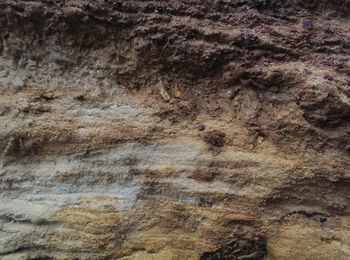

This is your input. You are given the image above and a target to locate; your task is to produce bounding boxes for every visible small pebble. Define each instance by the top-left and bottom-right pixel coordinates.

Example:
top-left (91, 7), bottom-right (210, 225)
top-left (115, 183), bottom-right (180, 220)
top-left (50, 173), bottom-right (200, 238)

top-left (197, 124), bottom-right (206, 131)
top-left (346, 79), bottom-right (350, 86)
top-left (174, 87), bottom-right (183, 98)
top-left (157, 81), bottom-right (171, 102)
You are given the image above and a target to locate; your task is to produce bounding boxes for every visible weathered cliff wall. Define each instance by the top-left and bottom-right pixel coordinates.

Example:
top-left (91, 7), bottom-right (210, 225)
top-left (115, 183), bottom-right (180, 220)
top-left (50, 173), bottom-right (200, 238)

top-left (0, 1), bottom-right (349, 259)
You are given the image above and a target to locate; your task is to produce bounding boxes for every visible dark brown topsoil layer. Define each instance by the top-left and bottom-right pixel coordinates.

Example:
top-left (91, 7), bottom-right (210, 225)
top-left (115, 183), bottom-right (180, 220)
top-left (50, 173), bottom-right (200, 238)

top-left (1, 0), bottom-right (349, 154)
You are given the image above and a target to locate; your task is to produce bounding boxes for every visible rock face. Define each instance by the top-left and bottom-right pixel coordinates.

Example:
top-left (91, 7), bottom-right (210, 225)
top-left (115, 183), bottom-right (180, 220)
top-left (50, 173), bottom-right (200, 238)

top-left (0, 0), bottom-right (349, 259)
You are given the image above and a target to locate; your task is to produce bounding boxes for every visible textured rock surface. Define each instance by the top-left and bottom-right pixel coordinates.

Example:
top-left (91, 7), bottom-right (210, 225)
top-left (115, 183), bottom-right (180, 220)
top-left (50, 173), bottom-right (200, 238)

top-left (0, 0), bottom-right (349, 259)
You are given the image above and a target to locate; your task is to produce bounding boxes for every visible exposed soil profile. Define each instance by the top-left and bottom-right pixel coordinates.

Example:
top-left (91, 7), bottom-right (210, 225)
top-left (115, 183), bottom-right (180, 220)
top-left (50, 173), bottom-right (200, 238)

top-left (0, 0), bottom-right (349, 259)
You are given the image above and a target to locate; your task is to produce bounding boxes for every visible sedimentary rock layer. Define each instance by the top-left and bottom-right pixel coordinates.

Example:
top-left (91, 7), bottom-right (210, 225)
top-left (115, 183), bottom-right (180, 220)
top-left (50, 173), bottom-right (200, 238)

top-left (0, 1), bottom-right (349, 259)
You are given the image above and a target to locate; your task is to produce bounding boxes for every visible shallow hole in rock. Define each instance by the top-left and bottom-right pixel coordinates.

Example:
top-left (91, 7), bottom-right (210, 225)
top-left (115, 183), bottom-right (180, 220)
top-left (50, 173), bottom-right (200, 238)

top-left (200, 235), bottom-right (267, 260)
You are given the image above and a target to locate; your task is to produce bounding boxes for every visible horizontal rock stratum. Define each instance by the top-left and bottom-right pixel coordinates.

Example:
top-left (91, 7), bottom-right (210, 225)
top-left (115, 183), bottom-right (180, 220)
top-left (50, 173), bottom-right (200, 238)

top-left (0, 0), bottom-right (349, 259)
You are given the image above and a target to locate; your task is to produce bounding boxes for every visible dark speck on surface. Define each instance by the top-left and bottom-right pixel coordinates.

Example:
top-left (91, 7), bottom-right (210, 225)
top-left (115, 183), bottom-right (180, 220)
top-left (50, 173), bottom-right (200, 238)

top-left (303, 68), bottom-right (312, 75)
top-left (321, 60), bottom-right (332, 67)
top-left (319, 216), bottom-right (328, 223)
top-left (324, 75), bottom-right (334, 81)
top-left (302, 19), bottom-right (313, 30)
top-left (243, 33), bottom-right (258, 42)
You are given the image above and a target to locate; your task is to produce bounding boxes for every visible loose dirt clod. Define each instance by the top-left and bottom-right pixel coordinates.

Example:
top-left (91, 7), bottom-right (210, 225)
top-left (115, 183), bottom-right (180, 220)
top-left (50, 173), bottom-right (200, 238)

top-left (203, 130), bottom-right (226, 148)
